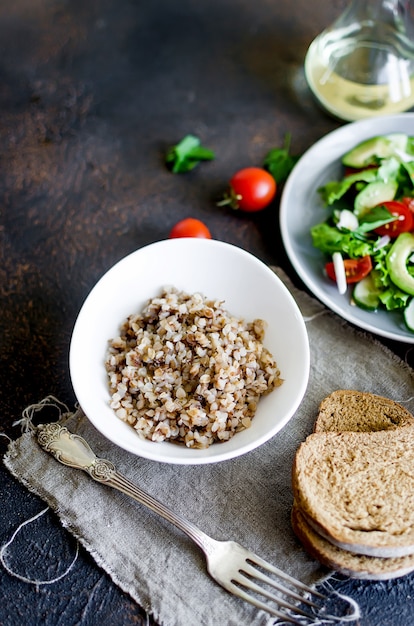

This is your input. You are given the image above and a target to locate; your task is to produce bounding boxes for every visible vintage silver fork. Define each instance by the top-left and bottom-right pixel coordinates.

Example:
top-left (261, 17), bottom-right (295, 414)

top-left (36, 423), bottom-right (359, 625)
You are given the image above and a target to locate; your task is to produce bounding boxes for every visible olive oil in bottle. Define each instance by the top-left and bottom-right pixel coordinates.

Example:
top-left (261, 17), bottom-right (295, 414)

top-left (304, 0), bottom-right (414, 121)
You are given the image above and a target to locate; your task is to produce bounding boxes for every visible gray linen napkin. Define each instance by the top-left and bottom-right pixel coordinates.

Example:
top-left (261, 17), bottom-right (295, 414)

top-left (4, 267), bottom-right (414, 626)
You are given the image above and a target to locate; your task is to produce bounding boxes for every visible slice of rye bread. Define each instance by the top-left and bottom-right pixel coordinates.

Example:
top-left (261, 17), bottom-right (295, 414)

top-left (292, 425), bottom-right (414, 558)
top-left (313, 390), bottom-right (414, 433)
top-left (291, 502), bottom-right (414, 580)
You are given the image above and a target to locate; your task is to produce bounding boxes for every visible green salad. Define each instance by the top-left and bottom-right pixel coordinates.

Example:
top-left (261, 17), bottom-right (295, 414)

top-left (311, 133), bottom-right (414, 333)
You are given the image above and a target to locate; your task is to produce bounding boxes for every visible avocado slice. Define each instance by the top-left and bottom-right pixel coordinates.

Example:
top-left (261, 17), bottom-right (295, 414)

top-left (342, 134), bottom-right (408, 168)
top-left (386, 232), bottom-right (414, 296)
top-left (354, 179), bottom-right (398, 218)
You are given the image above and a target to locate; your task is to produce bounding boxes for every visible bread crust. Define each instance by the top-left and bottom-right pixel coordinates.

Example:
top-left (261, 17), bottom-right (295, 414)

top-left (291, 502), bottom-right (414, 580)
top-left (292, 390), bottom-right (414, 573)
top-left (314, 390), bottom-right (414, 433)
top-left (292, 426), bottom-right (414, 558)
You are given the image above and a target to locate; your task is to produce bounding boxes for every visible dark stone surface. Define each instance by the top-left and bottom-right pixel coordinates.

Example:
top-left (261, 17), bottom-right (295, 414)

top-left (1, 0), bottom-right (413, 623)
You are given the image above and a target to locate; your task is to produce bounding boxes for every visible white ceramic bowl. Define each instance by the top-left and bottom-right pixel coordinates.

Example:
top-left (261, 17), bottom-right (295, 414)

top-left (69, 238), bottom-right (309, 464)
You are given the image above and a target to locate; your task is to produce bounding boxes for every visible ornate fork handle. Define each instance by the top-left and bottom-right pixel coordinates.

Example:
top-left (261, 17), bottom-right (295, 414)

top-left (36, 423), bottom-right (217, 554)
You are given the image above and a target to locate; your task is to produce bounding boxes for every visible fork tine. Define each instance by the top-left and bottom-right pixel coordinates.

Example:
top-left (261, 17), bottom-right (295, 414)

top-left (226, 581), bottom-right (306, 625)
top-left (232, 572), bottom-right (318, 621)
top-left (246, 552), bottom-right (326, 599)
top-left (242, 552), bottom-right (360, 623)
top-left (238, 562), bottom-right (320, 612)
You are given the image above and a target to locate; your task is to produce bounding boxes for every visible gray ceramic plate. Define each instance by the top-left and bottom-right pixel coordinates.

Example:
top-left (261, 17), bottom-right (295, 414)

top-left (280, 113), bottom-right (414, 344)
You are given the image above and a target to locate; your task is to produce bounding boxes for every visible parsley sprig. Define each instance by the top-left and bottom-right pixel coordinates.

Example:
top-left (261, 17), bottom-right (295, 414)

top-left (166, 134), bottom-right (215, 173)
top-left (263, 133), bottom-right (299, 184)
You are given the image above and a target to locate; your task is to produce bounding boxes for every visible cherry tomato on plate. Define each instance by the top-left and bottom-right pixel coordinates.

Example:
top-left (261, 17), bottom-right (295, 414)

top-left (325, 255), bottom-right (372, 284)
top-left (373, 201), bottom-right (414, 237)
top-left (343, 164), bottom-right (377, 177)
top-left (402, 196), bottom-right (414, 216)
top-left (169, 218), bottom-right (212, 239)
top-left (219, 167), bottom-right (276, 212)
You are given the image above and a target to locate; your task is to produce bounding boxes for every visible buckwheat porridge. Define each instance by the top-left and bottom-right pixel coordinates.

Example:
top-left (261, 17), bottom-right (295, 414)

top-left (105, 287), bottom-right (282, 448)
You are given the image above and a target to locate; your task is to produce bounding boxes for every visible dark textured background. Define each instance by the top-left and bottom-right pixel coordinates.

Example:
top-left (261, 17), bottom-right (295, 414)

top-left (1, 0), bottom-right (414, 624)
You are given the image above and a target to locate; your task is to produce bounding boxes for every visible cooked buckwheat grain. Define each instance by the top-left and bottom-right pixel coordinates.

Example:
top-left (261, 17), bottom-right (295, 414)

top-left (105, 287), bottom-right (282, 448)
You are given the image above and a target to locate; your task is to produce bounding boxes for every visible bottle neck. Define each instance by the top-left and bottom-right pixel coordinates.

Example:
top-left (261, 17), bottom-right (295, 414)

top-left (336, 0), bottom-right (412, 29)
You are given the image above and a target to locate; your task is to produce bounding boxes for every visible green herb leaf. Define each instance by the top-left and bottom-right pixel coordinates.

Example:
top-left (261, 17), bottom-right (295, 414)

top-left (406, 136), bottom-right (414, 156)
top-left (165, 134), bottom-right (215, 173)
top-left (356, 205), bottom-right (397, 233)
top-left (310, 223), bottom-right (374, 258)
top-left (401, 160), bottom-right (414, 184)
top-left (263, 134), bottom-right (300, 184)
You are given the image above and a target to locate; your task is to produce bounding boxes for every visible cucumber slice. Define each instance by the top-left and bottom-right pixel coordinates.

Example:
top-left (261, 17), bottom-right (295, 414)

top-left (342, 134), bottom-right (408, 168)
top-left (404, 298), bottom-right (414, 331)
top-left (353, 274), bottom-right (381, 311)
top-left (386, 232), bottom-right (414, 295)
top-left (354, 179), bottom-right (398, 218)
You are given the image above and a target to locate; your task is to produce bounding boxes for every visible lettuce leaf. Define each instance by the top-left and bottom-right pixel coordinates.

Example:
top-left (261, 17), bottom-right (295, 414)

top-left (371, 249), bottom-right (411, 310)
top-left (379, 288), bottom-right (411, 310)
top-left (318, 169), bottom-right (377, 205)
top-left (310, 223), bottom-right (373, 258)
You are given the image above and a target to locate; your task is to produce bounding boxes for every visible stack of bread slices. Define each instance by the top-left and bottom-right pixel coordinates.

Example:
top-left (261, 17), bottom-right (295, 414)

top-left (291, 390), bottom-right (414, 580)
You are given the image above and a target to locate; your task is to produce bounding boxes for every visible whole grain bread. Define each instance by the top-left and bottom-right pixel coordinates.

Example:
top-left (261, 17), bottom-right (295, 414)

top-left (291, 502), bottom-right (414, 580)
top-left (313, 390), bottom-right (414, 433)
top-left (292, 426), bottom-right (414, 558)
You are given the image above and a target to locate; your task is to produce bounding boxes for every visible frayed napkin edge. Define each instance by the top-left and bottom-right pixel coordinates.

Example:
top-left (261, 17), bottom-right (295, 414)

top-left (2, 421), bottom-right (333, 626)
top-left (3, 434), bottom-right (156, 622)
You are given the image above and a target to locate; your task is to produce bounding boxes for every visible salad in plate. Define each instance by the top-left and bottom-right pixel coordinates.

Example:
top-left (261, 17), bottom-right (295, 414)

top-left (311, 133), bottom-right (414, 333)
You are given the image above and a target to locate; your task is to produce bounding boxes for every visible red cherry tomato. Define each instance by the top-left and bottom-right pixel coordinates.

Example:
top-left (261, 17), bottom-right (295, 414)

top-left (344, 164), bottom-right (377, 177)
top-left (227, 167), bottom-right (276, 212)
top-left (344, 166), bottom-right (362, 177)
top-left (402, 196), bottom-right (414, 218)
top-left (373, 201), bottom-right (414, 237)
top-left (169, 218), bottom-right (212, 239)
top-left (325, 255), bottom-right (372, 284)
